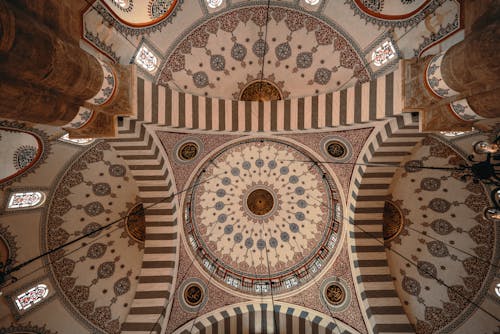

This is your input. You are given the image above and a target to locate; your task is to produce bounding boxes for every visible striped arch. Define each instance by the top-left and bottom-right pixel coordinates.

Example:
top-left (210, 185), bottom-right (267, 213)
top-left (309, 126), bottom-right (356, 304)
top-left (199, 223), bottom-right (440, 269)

top-left (174, 302), bottom-right (361, 334)
top-left (347, 114), bottom-right (425, 334)
top-left (135, 64), bottom-right (401, 133)
top-left (107, 118), bottom-right (179, 334)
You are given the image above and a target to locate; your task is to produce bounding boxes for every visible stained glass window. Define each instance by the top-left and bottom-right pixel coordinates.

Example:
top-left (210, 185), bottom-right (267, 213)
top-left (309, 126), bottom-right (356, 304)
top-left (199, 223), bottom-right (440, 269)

top-left (372, 41), bottom-right (396, 67)
top-left (135, 45), bottom-right (158, 72)
top-left (7, 191), bottom-right (45, 209)
top-left (15, 284), bottom-right (49, 310)
top-left (206, 0), bottom-right (223, 9)
top-left (113, 0), bottom-right (129, 8)
top-left (59, 133), bottom-right (94, 145)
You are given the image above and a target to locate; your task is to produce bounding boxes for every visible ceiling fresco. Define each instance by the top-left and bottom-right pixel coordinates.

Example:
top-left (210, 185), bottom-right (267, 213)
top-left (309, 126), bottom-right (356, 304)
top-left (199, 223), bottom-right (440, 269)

top-left (182, 138), bottom-right (343, 296)
top-left (0, 122), bottom-right (51, 190)
top-left (386, 135), bottom-right (497, 333)
top-left (158, 5), bottom-right (370, 100)
top-left (41, 141), bottom-right (143, 334)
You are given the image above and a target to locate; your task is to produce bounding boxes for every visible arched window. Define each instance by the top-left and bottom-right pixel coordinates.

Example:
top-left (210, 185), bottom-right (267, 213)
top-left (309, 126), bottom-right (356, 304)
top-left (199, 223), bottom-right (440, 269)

top-left (15, 284), bottom-right (49, 310)
top-left (372, 40), bottom-right (396, 67)
top-left (59, 133), bottom-right (95, 145)
top-left (136, 45), bottom-right (158, 72)
top-left (206, 0), bottom-right (223, 9)
top-left (7, 191), bottom-right (46, 209)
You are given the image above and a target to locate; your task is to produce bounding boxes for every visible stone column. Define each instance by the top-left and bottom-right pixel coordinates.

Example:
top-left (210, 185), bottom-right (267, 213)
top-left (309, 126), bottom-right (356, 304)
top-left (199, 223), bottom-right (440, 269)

top-left (403, 0), bottom-right (500, 130)
top-left (439, 0), bottom-right (500, 119)
top-left (0, 0), bottom-right (134, 132)
top-left (0, 0), bottom-right (103, 102)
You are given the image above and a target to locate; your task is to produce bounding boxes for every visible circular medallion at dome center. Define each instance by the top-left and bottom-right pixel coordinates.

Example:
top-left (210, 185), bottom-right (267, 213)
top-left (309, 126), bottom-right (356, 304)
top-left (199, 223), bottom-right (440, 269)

top-left (183, 139), bottom-right (342, 295)
top-left (247, 188), bottom-right (274, 216)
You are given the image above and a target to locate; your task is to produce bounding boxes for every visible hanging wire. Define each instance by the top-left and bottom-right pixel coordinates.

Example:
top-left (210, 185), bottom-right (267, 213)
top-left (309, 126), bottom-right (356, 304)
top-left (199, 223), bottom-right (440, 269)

top-left (263, 231), bottom-right (279, 333)
top-left (304, 193), bottom-right (500, 324)
top-left (257, 0), bottom-right (272, 100)
top-left (0, 171), bottom-right (225, 289)
top-left (280, 158), bottom-right (498, 270)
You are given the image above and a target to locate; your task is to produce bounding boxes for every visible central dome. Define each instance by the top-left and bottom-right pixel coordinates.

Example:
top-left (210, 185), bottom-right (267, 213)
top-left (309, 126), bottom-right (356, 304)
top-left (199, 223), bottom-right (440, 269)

top-left (158, 6), bottom-right (369, 100)
top-left (246, 188), bottom-right (274, 215)
top-left (183, 138), bottom-right (342, 295)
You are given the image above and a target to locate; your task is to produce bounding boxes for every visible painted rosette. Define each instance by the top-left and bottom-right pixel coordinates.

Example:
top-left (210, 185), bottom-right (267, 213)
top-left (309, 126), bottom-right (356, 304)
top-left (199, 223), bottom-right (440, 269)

top-left (425, 53), bottom-right (459, 99)
top-left (86, 60), bottom-right (117, 106)
top-left (63, 107), bottom-right (94, 129)
top-left (183, 138), bottom-right (342, 296)
top-left (449, 98), bottom-right (484, 122)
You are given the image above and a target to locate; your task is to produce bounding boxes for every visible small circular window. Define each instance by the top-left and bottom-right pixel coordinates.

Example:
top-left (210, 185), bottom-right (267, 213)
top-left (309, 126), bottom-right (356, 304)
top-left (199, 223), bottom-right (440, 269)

top-left (184, 283), bottom-right (204, 306)
top-left (320, 136), bottom-right (352, 162)
top-left (325, 283), bottom-right (345, 306)
top-left (178, 142), bottom-right (199, 161)
top-left (326, 141), bottom-right (347, 158)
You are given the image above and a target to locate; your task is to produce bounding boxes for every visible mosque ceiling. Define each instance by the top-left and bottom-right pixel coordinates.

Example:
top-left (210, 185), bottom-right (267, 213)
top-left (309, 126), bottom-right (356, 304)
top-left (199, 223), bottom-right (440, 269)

top-left (41, 141), bottom-right (143, 333)
top-left (83, 0), bottom-right (464, 100)
top-left (386, 135), bottom-right (498, 333)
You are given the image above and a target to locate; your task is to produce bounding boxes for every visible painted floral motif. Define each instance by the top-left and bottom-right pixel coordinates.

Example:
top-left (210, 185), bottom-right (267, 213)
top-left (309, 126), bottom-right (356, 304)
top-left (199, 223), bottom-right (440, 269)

top-left (210, 54), bottom-right (226, 71)
top-left (7, 192), bottom-right (45, 209)
top-left (402, 275), bottom-right (421, 296)
top-left (135, 45), bottom-right (158, 72)
top-left (13, 146), bottom-right (37, 170)
top-left (15, 284), bottom-right (49, 311)
top-left (387, 135), bottom-right (495, 333)
top-left (231, 43), bottom-right (247, 61)
top-left (449, 99), bottom-right (484, 122)
top-left (314, 68), bottom-right (332, 85)
top-left (67, 108), bottom-right (94, 129)
top-left (184, 139), bottom-right (341, 295)
top-left (252, 39), bottom-right (269, 58)
top-left (193, 71), bottom-right (209, 88)
top-left (420, 177), bottom-right (440, 191)
top-left (275, 42), bottom-right (292, 60)
top-left (430, 219), bottom-right (453, 235)
top-left (425, 53), bottom-right (458, 98)
top-left (372, 40), bottom-right (397, 67)
top-left (148, 0), bottom-right (175, 19)
top-left (44, 142), bottom-right (142, 333)
top-left (87, 61), bottom-right (116, 106)
top-left (158, 5), bottom-right (370, 99)
top-left (428, 198), bottom-right (451, 213)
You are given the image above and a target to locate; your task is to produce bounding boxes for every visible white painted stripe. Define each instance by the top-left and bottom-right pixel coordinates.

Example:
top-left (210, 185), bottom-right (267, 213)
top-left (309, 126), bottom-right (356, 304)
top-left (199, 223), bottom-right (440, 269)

top-left (198, 96), bottom-right (206, 130)
top-left (393, 67), bottom-right (402, 115)
top-left (212, 98), bottom-right (219, 130)
top-left (157, 86), bottom-right (166, 125)
top-left (290, 98), bottom-right (298, 130)
top-left (304, 96), bottom-right (312, 129)
top-left (317, 93), bottom-right (325, 128)
top-left (251, 101), bottom-right (259, 132)
top-left (276, 100), bottom-right (285, 131)
top-left (171, 90), bottom-right (179, 127)
top-left (263, 101), bottom-right (271, 132)
top-left (376, 74), bottom-right (386, 119)
top-left (361, 81), bottom-right (370, 122)
top-left (332, 91), bottom-right (340, 126)
top-left (143, 79), bottom-right (153, 123)
top-left (184, 93), bottom-right (192, 128)
top-left (346, 87), bottom-right (355, 125)
top-left (225, 99), bottom-right (232, 131)
top-left (238, 101), bottom-right (246, 131)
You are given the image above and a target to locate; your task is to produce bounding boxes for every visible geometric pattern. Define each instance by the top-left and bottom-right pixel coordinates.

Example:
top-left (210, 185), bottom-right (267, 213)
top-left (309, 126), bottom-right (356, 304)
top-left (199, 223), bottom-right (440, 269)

top-left (107, 119), bottom-right (178, 334)
top-left (347, 114), bottom-right (425, 334)
top-left (136, 66), bottom-right (401, 133)
top-left (174, 301), bottom-right (359, 334)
